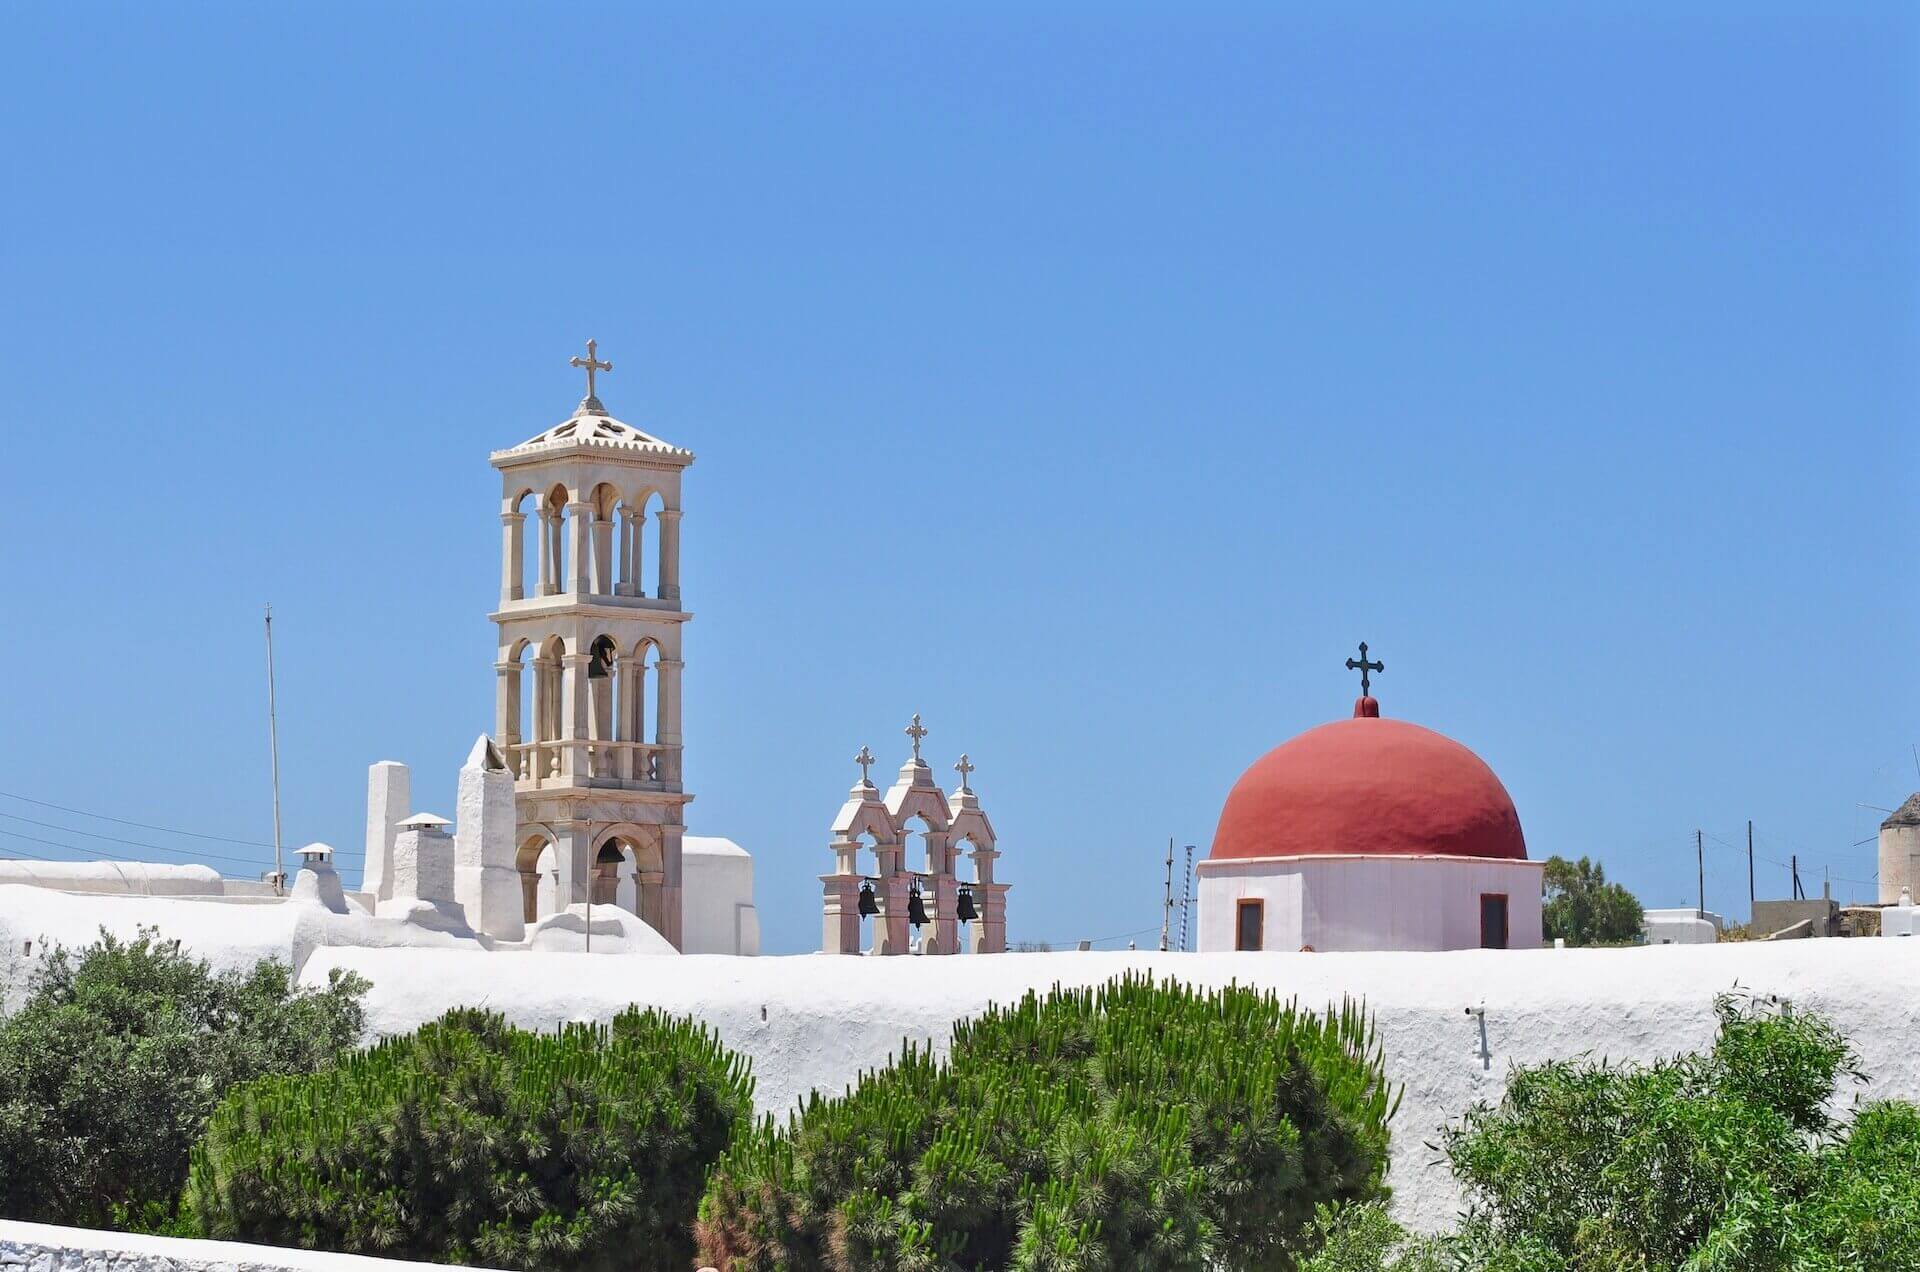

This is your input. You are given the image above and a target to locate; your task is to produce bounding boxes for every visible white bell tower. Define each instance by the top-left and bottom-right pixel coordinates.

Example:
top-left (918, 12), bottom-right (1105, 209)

top-left (489, 341), bottom-right (694, 947)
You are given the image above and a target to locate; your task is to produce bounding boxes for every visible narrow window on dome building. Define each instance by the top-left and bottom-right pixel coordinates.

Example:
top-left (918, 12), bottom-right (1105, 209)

top-left (1480, 894), bottom-right (1509, 949)
top-left (1235, 898), bottom-right (1264, 951)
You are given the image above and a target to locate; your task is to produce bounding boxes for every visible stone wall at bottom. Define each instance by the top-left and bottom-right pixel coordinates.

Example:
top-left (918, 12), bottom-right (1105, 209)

top-left (0, 1221), bottom-right (501, 1272)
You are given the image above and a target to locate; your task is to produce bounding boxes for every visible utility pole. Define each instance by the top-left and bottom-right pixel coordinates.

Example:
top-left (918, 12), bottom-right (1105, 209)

top-left (1160, 837), bottom-right (1173, 952)
top-left (1696, 829), bottom-right (1704, 914)
top-left (1747, 820), bottom-right (1755, 917)
top-left (263, 605), bottom-right (285, 896)
top-left (1791, 854), bottom-right (1803, 901)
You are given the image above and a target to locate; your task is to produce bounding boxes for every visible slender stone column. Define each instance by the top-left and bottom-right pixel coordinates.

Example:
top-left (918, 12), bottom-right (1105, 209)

top-left (656, 657), bottom-right (683, 787)
top-left (560, 650), bottom-right (592, 778)
top-left (657, 508), bottom-right (682, 602)
top-left (656, 658), bottom-right (684, 746)
top-left (968, 848), bottom-right (1006, 953)
top-left (500, 511), bottom-right (524, 603)
top-left (556, 821), bottom-right (593, 907)
top-left (930, 842), bottom-right (958, 955)
top-left (525, 661), bottom-right (545, 779)
top-left (590, 514), bottom-right (615, 595)
top-left (641, 514), bottom-right (656, 599)
top-left (613, 652), bottom-right (638, 779)
top-left (659, 823), bottom-right (685, 949)
top-left (872, 839), bottom-right (910, 955)
top-left (822, 868), bottom-right (861, 955)
top-left (494, 660), bottom-right (521, 769)
top-left (615, 507), bottom-right (637, 596)
top-left (566, 501), bottom-right (593, 594)
top-left (536, 508), bottom-right (556, 596)
top-left (637, 868), bottom-right (667, 935)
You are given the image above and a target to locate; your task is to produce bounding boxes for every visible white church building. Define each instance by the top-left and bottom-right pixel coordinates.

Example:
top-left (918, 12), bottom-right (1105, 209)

top-left (1197, 649), bottom-right (1544, 954)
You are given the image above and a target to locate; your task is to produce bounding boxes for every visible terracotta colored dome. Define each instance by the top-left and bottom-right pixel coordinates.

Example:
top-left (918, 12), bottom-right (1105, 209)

top-left (1210, 698), bottom-right (1526, 862)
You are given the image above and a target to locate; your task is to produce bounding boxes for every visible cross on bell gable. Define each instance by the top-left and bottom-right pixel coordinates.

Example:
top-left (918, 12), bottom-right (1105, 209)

top-left (904, 713), bottom-right (928, 762)
top-left (569, 338), bottom-right (613, 414)
top-left (954, 753), bottom-right (975, 793)
top-left (855, 745), bottom-right (876, 786)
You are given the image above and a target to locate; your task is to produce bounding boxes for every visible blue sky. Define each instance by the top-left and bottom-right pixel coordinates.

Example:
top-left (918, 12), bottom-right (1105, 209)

top-left (0, 3), bottom-right (1913, 952)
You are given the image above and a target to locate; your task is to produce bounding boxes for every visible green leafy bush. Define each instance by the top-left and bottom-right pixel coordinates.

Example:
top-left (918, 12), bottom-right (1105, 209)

top-left (1540, 855), bottom-right (1643, 947)
top-left (697, 974), bottom-right (1398, 1271)
top-left (1299, 1204), bottom-right (1447, 1272)
top-left (1319, 995), bottom-right (1920, 1272)
top-left (189, 1005), bottom-right (753, 1272)
top-left (0, 928), bottom-right (366, 1230)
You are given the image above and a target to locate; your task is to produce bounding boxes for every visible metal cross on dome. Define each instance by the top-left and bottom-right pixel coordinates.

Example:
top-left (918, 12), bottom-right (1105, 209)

top-left (855, 745), bottom-right (876, 785)
top-left (954, 753), bottom-right (975, 793)
top-left (904, 713), bottom-right (928, 762)
top-left (569, 338), bottom-right (612, 412)
top-left (1345, 641), bottom-right (1384, 697)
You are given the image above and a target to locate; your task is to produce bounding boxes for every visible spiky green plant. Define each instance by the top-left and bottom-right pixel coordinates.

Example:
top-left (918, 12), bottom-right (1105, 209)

top-left (188, 1006), bottom-right (752, 1272)
top-left (697, 973), bottom-right (1398, 1271)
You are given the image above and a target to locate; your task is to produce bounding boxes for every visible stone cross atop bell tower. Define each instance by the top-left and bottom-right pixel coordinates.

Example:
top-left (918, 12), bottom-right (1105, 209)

top-left (486, 342), bottom-right (696, 948)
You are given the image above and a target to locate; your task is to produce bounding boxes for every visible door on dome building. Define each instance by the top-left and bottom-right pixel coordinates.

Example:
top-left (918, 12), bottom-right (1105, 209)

top-left (1480, 894), bottom-right (1509, 949)
top-left (1235, 899), bottom-right (1264, 951)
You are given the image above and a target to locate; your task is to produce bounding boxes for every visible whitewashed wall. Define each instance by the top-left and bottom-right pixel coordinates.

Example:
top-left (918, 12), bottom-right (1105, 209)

top-left (1198, 856), bottom-right (1545, 952)
top-left (304, 940), bottom-right (1920, 1234)
top-left (0, 1220), bottom-right (502, 1272)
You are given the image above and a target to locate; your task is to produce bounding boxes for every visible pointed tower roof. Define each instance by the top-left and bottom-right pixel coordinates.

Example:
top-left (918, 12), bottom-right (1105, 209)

top-left (490, 339), bottom-right (694, 469)
top-left (1883, 794), bottom-right (1920, 830)
top-left (491, 407), bottom-right (693, 466)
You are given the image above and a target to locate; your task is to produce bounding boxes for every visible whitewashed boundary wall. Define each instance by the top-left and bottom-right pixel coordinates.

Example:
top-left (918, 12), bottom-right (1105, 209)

top-left (302, 940), bottom-right (1920, 1234)
top-left (0, 1220), bottom-right (504, 1272)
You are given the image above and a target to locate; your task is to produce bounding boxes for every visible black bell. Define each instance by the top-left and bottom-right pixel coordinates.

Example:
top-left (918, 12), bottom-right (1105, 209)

top-left (907, 886), bottom-right (928, 927)
top-left (857, 881), bottom-right (879, 917)
top-left (956, 885), bottom-right (978, 922)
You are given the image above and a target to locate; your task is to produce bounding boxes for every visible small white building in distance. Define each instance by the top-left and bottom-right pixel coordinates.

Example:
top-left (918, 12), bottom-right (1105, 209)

top-left (1642, 908), bottom-right (1724, 945)
top-left (1196, 647), bottom-right (1543, 954)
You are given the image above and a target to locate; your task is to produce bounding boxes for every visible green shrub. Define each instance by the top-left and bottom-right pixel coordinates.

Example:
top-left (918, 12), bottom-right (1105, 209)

top-left (1299, 1204), bottom-right (1448, 1272)
top-left (1369, 994), bottom-right (1920, 1272)
top-left (0, 928), bottom-right (366, 1230)
top-left (1541, 855), bottom-right (1643, 947)
top-left (1440, 995), bottom-right (1856, 1269)
top-left (697, 974), bottom-right (1398, 1271)
top-left (189, 1005), bottom-right (753, 1272)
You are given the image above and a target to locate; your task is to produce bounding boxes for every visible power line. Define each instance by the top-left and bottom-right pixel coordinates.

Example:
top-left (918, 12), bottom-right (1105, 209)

top-left (0, 789), bottom-right (361, 861)
top-left (0, 825), bottom-right (282, 872)
top-left (0, 810), bottom-right (358, 863)
top-left (1029, 923), bottom-right (1162, 950)
top-left (0, 788), bottom-right (276, 848)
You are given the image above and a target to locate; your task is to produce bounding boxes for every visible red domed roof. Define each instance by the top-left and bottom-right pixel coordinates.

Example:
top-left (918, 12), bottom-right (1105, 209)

top-left (1210, 698), bottom-right (1526, 863)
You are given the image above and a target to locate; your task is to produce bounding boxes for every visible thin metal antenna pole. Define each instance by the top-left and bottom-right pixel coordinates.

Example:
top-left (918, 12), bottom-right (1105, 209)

top-left (264, 605), bottom-right (284, 895)
top-left (1181, 844), bottom-right (1194, 951)
top-left (1160, 837), bottom-right (1173, 952)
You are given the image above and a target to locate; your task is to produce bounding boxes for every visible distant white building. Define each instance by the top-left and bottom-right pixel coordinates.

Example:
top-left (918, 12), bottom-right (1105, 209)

top-left (1642, 908), bottom-right (1723, 945)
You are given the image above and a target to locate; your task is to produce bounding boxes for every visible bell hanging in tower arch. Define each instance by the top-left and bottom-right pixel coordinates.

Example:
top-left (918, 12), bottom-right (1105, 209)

top-left (907, 885), bottom-right (928, 927)
top-left (857, 880), bottom-right (879, 917)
